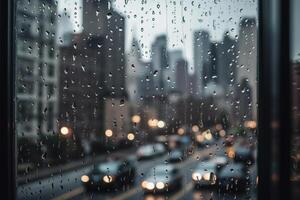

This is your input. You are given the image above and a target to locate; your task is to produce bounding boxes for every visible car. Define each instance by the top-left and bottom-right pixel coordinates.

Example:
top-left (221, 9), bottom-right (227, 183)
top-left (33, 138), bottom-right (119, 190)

top-left (167, 149), bottom-right (184, 163)
top-left (136, 143), bottom-right (166, 160)
top-left (209, 156), bottom-right (229, 173)
top-left (233, 146), bottom-right (255, 166)
top-left (141, 164), bottom-right (182, 193)
top-left (81, 159), bottom-right (136, 192)
top-left (217, 163), bottom-right (250, 192)
top-left (192, 162), bottom-right (218, 188)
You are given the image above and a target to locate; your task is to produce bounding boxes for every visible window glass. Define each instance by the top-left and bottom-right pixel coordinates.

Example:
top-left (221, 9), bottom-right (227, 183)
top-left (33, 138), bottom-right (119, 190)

top-left (16, 0), bottom-right (258, 199)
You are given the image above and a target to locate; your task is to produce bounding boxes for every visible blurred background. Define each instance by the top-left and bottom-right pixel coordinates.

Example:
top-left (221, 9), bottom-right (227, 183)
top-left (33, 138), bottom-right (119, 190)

top-left (15, 0), bottom-right (265, 199)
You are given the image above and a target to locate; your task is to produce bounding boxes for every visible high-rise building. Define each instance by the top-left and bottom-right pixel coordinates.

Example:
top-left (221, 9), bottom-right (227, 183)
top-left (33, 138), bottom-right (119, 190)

top-left (59, 0), bottom-right (127, 144)
top-left (16, 0), bottom-right (59, 137)
top-left (175, 59), bottom-right (189, 96)
top-left (202, 41), bottom-right (220, 90)
top-left (126, 36), bottom-right (149, 102)
top-left (59, 33), bottom-right (106, 140)
top-left (166, 50), bottom-right (183, 92)
top-left (217, 33), bottom-right (238, 92)
top-left (83, 0), bottom-right (126, 97)
top-left (236, 18), bottom-right (257, 120)
top-left (194, 30), bottom-right (210, 97)
top-left (151, 35), bottom-right (168, 94)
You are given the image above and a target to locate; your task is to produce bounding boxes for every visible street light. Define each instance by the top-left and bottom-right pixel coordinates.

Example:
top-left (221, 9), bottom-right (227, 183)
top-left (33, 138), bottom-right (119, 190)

top-left (60, 126), bottom-right (70, 136)
top-left (177, 128), bottom-right (185, 135)
top-left (131, 115), bottom-right (141, 124)
top-left (127, 133), bottom-right (135, 141)
top-left (105, 129), bottom-right (113, 137)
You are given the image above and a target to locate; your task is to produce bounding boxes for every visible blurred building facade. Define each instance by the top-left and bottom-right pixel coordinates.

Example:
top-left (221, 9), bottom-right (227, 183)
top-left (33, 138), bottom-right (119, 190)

top-left (59, 0), bottom-right (127, 146)
top-left (16, 0), bottom-right (59, 138)
top-left (151, 35), bottom-right (168, 94)
top-left (194, 30), bottom-right (210, 97)
top-left (236, 18), bottom-right (257, 121)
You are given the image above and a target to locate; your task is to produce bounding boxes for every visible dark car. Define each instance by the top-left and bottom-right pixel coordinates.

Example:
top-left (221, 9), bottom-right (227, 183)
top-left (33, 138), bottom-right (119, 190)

top-left (136, 143), bottom-right (166, 160)
top-left (167, 149), bottom-right (185, 163)
top-left (218, 163), bottom-right (250, 193)
top-left (234, 147), bottom-right (255, 166)
top-left (81, 159), bottom-right (136, 192)
top-left (141, 164), bottom-right (182, 193)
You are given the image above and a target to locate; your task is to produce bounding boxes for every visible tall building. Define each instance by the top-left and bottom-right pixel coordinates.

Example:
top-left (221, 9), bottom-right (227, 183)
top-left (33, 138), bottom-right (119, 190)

top-left (217, 33), bottom-right (238, 92)
top-left (151, 35), bottom-right (168, 94)
top-left (83, 0), bottom-right (126, 97)
top-left (202, 41), bottom-right (220, 90)
top-left (59, 33), bottom-right (106, 140)
top-left (175, 59), bottom-right (189, 96)
top-left (59, 0), bottom-right (127, 144)
top-left (166, 50), bottom-right (183, 92)
top-left (236, 18), bottom-right (257, 120)
top-left (126, 36), bottom-right (148, 102)
top-left (194, 30), bottom-right (210, 97)
top-left (16, 0), bottom-right (59, 137)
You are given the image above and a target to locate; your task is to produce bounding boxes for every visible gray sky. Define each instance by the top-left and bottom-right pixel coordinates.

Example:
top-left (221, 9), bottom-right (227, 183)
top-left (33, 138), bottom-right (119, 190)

top-left (58, 0), bottom-right (258, 66)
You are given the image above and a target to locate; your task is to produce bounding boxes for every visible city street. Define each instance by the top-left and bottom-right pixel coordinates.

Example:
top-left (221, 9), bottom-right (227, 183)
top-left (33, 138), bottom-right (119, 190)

top-left (18, 140), bottom-right (257, 200)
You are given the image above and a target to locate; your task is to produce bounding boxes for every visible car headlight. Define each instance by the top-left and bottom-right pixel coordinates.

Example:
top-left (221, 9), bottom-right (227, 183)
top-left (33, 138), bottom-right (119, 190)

top-left (192, 172), bottom-right (202, 181)
top-left (103, 175), bottom-right (114, 183)
top-left (142, 181), bottom-right (155, 190)
top-left (203, 173), bottom-right (211, 181)
top-left (156, 182), bottom-right (165, 189)
top-left (81, 175), bottom-right (89, 183)
top-left (141, 181), bottom-right (148, 189)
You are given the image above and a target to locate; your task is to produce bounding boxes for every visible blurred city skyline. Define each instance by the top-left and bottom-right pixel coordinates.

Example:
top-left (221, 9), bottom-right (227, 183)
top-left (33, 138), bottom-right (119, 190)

top-left (58, 0), bottom-right (257, 68)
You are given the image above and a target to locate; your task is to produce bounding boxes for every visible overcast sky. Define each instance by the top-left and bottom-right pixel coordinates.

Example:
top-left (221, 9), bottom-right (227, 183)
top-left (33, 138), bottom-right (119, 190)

top-left (58, 0), bottom-right (258, 66)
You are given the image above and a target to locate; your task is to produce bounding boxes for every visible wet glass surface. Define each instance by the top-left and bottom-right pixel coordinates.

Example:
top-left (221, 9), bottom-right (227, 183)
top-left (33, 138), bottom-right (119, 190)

top-left (15, 0), bottom-right (257, 199)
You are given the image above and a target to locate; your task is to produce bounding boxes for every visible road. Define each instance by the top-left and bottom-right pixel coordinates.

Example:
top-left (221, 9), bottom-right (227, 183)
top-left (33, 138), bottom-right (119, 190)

top-left (18, 141), bottom-right (257, 200)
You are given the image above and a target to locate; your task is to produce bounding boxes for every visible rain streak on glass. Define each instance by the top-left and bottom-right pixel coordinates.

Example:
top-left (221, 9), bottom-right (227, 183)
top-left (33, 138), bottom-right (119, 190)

top-left (15, 0), bottom-right (258, 199)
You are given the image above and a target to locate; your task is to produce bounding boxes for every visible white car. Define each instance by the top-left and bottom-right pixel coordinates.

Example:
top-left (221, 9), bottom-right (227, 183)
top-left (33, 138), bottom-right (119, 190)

top-left (136, 143), bottom-right (166, 160)
top-left (141, 165), bottom-right (182, 193)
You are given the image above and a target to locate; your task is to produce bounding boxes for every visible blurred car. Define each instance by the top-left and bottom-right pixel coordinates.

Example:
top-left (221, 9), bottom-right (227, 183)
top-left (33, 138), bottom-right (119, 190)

top-left (234, 146), bottom-right (255, 165)
top-left (209, 156), bottom-right (229, 173)
top-left (81, 159), bottom-right (136, 191)
top-left (137, 143), bottom-right (166, 160)
top-left (167, 149), bottom-right (184, 163)
top-left (192, 162), bottom-right (217, 188)
top-left (218, 163), bottom-right (249, 192)
top-left (141, 164), bottom-right (182, 193)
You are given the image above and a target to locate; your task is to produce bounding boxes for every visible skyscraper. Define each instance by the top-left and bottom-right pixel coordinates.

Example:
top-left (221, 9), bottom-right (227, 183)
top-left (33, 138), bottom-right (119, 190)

top-left (83, 0), bottom-right (126, 97)
top-left (237, 18), bottom-right (257, 120)
top-left (59, 0), bottom-right (128, 145)
top-left (166, 50), bottom-right (183, 92)
top-left (151, 35), bottom-right (168, 94)
top-left (194, 30), bottom-right (210, 97)
top-left (126, 36), bottom-right (149, 102)
top-left (16, 0), bottom-right (59, 137)
top-left (175, 59), bottom-right (189, 96)
top-left (217, 33), bottom-right (238, 92)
